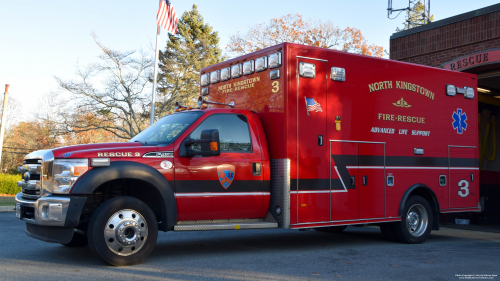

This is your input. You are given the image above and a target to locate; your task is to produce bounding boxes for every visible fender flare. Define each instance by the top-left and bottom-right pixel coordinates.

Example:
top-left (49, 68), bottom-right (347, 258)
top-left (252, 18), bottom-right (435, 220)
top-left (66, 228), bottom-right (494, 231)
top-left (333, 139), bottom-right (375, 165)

top-left (399, 183), bottom-right (440, 230)
top-left (71, 161), bottom-right (176, 231)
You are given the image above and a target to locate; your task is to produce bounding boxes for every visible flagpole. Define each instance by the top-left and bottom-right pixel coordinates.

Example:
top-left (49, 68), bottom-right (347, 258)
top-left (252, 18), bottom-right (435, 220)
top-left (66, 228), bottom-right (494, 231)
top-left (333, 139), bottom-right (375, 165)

top-left (150, 6), bottom-right (161, 126)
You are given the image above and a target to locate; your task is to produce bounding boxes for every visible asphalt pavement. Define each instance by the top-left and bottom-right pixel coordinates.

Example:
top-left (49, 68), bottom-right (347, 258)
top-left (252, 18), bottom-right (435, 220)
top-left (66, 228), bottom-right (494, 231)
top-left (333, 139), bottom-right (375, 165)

top-left (0, 212), bottom-right (499, 281)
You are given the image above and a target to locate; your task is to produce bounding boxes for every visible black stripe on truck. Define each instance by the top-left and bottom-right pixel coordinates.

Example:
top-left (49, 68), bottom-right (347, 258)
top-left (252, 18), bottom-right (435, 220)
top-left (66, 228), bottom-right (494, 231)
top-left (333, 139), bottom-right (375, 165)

top-left (174, 180), bottom-right (267, 193)
top-left (291, 155), bottom-right (477, 191)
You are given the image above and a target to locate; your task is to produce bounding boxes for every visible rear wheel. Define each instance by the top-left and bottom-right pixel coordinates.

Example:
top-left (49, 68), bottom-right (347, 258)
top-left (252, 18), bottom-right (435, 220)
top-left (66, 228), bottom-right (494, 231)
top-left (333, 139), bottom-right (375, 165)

top-left (314, 225), bottom-right (347, 233)
top-left (88, 196), bottom-right (158, 266)
top-left (393, 195), bottom-right (433, 244)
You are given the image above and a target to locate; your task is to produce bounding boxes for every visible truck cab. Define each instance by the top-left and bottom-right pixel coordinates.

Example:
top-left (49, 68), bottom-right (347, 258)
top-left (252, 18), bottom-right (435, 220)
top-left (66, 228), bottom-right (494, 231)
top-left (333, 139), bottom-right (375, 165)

top-left (130, 108), bottom-right (271, 222)
top-left (15, 107), bottom-right (274, 266)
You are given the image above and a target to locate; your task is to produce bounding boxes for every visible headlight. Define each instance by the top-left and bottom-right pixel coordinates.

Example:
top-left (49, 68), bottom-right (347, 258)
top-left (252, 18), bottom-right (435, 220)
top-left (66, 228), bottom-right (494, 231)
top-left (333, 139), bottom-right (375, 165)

top-left (53, 159), bottom-right (89, 194)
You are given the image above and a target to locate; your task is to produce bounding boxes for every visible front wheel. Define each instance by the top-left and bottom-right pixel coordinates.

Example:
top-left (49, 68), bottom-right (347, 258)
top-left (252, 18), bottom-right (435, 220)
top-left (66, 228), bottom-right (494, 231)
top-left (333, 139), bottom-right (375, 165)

top-left (393, 195), bottom-right (433, 244)
top-left (88, 196), bottom-right (158, 266)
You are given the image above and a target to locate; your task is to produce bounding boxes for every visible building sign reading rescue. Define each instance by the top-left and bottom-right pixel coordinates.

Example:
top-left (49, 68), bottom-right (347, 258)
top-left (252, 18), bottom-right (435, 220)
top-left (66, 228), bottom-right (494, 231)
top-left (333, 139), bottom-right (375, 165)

top-left (442, 48), bottom-right (500, 71)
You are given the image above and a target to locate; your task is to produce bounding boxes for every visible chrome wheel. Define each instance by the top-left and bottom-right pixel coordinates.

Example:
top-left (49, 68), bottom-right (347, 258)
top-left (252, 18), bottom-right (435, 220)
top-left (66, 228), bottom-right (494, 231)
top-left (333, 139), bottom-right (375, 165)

top-left (104, 209), bottom-right (148, 256)
top-left (406, 204), bottom-right (428, 237)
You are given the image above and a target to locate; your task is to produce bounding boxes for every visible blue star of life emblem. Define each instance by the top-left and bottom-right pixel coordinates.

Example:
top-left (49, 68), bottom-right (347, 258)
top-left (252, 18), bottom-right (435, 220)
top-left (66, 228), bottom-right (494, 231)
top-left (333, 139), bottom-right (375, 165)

top-left (452, 108), bottom-right (467, 134)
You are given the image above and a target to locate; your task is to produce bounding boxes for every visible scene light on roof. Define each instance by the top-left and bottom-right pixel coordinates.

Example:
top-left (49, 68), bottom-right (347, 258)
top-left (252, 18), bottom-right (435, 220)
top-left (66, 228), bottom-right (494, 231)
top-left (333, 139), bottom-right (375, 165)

top-left (269, 52), bottom-right (282, 68)
top-left (210, 70), bottom-right (220, 84)
top-left (201, 73), bottom-right (210, 87)
top-left (231, 64), bottom-right (242, 78)
top-left (255, 56), bottom-right (268, 72)
top-left (221, 67), bottom-right (231, 81)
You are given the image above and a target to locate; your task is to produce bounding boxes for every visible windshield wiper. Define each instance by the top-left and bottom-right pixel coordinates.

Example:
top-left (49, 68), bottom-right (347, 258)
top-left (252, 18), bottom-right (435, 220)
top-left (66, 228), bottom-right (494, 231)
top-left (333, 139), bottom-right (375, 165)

top-left (133, 140), bottom-right (147, 145)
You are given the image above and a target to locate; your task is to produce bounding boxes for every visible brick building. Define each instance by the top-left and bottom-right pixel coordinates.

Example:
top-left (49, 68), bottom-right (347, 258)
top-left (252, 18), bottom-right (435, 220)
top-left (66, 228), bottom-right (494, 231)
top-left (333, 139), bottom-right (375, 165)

top-left (390, 3), bottom-right (500, 225)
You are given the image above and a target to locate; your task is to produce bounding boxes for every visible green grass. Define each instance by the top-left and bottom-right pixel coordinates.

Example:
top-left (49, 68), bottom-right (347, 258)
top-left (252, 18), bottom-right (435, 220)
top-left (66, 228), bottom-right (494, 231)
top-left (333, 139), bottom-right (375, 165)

top-left (0, 196), bottom-right (15, 207)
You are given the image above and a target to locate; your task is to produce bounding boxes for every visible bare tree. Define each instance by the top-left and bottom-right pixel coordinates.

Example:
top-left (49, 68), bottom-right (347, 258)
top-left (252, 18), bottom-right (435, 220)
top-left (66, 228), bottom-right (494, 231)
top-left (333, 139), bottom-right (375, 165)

top-left (55, 32), bottom-right (153, 139)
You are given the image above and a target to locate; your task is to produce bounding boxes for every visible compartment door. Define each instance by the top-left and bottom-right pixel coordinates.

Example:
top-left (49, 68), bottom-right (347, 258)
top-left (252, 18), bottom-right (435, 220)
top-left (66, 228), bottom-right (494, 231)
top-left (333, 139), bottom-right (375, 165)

top-left (297, 57), bottom-right (328, 223)
top-left (449, 146), bottom-right (479, 209)
top-left (358, 143), bottom-right (385, 219)
top-left (330, 141), bottom-right (359, 221)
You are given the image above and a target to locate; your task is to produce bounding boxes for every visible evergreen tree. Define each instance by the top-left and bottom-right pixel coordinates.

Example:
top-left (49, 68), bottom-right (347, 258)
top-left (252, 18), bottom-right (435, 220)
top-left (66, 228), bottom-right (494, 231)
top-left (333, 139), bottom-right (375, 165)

top-left (157, 5), bottom-right (223, 118)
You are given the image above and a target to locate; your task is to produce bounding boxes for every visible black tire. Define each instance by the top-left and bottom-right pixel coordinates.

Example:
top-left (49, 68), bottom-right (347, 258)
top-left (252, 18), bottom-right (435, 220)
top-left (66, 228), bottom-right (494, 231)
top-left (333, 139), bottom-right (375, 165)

top-left (62, 231), bottom-right (88, 247)
top-left (88, 196), bottom-right (158, 266)
top-left (379, 223), bottom-right (397, 242)
top-left (314, 225), bottom-right (347, 233)
top-left (393, 195), bottom-right (433, 244)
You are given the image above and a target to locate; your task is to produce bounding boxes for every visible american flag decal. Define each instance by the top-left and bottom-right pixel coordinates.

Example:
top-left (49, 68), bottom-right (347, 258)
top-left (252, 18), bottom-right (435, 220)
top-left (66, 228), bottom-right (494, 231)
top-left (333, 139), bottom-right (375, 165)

top-left (157, 0), bottom-right (178, 34)
top-left (305, 97), bottom-right (323, 115)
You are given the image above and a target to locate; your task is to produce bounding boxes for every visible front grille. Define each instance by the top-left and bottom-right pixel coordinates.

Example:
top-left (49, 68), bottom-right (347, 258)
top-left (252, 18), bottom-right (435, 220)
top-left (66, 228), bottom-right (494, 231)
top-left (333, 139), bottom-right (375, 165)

top-left (22, 188), bottom-right (39, 195)
top-left (20, 160), bottom-right (43, 200)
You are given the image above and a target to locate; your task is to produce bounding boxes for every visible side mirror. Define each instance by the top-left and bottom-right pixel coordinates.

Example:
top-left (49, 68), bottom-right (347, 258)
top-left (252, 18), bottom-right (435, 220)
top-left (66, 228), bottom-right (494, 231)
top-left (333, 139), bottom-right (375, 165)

top-left (181, 129), bottom-right (220, 157)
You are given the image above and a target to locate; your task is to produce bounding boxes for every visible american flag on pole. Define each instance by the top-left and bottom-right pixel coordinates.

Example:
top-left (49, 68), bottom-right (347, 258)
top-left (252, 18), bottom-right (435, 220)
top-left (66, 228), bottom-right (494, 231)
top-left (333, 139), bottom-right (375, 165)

top-left (157, 0), bottom-right (178, 34)
top-left (305, 97), bottom-right (323, 114)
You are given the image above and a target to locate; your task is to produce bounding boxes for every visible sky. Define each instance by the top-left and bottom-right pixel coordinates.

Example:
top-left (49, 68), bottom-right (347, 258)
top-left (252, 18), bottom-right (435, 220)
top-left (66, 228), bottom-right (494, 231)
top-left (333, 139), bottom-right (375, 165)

top-left (1, 0), bottom-right (499, 121)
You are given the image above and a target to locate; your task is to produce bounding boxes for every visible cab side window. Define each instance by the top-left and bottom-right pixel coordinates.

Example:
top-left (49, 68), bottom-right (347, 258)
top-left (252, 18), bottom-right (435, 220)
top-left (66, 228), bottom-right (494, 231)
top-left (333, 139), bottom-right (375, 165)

top-left (189, 114), bottom-right (252, 152)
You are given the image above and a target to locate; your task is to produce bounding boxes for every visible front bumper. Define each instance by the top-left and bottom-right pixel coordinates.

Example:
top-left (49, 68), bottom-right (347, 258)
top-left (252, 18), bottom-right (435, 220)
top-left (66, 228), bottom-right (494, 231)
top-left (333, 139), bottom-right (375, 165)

top-left (15, 193), bottom-right (87, 243)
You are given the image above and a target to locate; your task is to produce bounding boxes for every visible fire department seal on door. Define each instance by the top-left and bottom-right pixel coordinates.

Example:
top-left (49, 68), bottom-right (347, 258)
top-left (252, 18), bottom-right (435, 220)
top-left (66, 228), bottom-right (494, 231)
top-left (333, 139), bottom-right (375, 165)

top-left (217, 164), bottom-right (235, 189)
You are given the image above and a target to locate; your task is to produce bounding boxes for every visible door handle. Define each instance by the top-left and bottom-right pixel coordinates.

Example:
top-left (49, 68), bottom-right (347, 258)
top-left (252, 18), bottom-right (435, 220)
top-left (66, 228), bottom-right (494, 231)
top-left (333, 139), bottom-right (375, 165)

top-left (318, 135), bottom-right (323, 146)
top-left (362, 175), bottom-right (367, 186)
top-left (252, 162), bottom-right (261, 176)
top-left (350, 176), bottom-right (355, 186)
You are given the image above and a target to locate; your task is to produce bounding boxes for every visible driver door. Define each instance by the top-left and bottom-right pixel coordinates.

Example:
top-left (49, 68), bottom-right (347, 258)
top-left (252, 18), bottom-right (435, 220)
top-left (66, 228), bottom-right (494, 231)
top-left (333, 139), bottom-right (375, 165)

top-left (174, 113), bottom-right (265, 221)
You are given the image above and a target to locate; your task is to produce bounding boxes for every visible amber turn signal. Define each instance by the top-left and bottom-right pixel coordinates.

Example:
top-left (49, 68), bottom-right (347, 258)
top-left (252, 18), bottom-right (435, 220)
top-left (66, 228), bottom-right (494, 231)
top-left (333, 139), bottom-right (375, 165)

top-left (210, 142), bottom-right (218, 151)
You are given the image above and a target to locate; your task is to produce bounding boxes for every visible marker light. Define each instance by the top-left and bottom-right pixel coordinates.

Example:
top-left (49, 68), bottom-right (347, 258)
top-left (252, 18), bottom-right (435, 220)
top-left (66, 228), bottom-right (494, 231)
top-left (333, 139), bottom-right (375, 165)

top-left (231, 64), bottom-right (242, 78)
top-left (465, 87), bottom-right (474, 99)
top-left (270, 69), bottom-right (280, 80)
top-left (91, 158), bottom-right (110, 167)
top-left (269, 52), bottom-right (282, 68)
top-left (299, 62), bottom-right (316, 78)
top-left (446, 84), bottom-right (456, 96)
top-left (210, 142), bottom-right (218, 151)
top-left (200, 73), bottom-right (210, 87)
top-left (331, 67), bottom-right (346, 81)
top-left (255, 56), bottom-right (267, 72)
top-left (243, 60), bottom-right (255, 75)
top-left (210, 70), bottom-right (220, 84)
top-left (456, 87), bottom-right (466, 94)
top-left (220, 67), bottom-right (231, 81)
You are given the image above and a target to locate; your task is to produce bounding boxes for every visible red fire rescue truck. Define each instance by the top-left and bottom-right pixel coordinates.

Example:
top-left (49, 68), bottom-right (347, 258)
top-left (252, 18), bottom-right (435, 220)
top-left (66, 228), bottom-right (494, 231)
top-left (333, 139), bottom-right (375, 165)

top-left (15, 43), bottom-right (479, 266)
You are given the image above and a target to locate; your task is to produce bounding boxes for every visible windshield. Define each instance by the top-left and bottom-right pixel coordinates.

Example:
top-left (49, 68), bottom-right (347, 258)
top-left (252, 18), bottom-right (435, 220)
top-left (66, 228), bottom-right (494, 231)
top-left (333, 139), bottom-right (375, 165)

top-left (130, 111), bottom-right (204, 145)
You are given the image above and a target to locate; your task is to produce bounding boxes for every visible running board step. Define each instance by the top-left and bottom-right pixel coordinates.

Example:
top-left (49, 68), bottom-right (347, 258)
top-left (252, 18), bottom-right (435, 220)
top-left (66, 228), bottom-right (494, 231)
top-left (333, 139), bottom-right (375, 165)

top-left (174, 221), bottom-right (278, 231)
